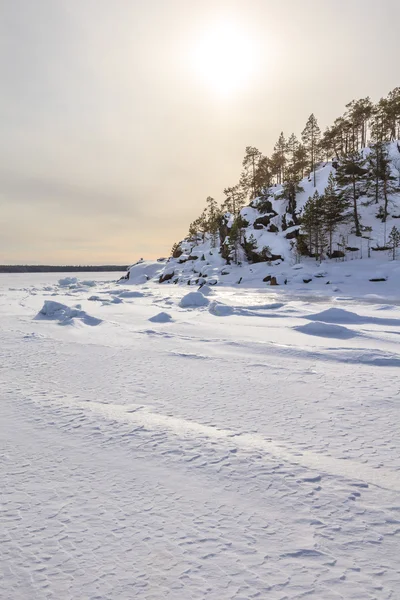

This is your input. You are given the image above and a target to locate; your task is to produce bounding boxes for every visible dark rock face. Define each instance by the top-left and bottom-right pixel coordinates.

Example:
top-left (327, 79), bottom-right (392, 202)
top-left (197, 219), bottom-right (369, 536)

top-left (285, 229), bottom-right (299, 240)
top-left (263, 275), bottom-right (271, 283)
top-left (253, 215), bottom-right (272, 229)
top-left (303, 278), bottom-right (312, 284)
top-left (257, 199), bottom-right (278, 215)
top-left (188, 255), bottom-right (199, 261)
top-left (330, 250), bottom-right (345, 259)
top-left (159, 271), bottom-right (174, 283)
top-left (268, 224), bottom-right (279, 233)
top-left (172, 247), bottom-right (183, 259)
top-left (270, 277), bottom-right (278, 286)
top-left (369, 277), bottom-right (387, 282)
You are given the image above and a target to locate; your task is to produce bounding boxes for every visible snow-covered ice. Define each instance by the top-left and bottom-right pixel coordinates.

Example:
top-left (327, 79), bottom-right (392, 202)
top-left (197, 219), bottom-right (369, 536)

top-left (1, 271), bottom-right (400, 599)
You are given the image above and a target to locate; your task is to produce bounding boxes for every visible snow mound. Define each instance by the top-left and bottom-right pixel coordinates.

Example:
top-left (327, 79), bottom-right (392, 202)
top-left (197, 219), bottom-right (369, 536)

top-left (36, 301), bottom-right (102, 326)
top-left (81, 280), bottom-right (97, 287)
top-left (58, 277), bottom-right (78, 287)
top-left (294, 321), bottom-right (359, 340)
top-left (306, 308), bottom-right (366, 325)
top-left (208, 301), bottom-right (234, 317)
top-left (179, 291), bottom-right (209, 308)
top-left (198, 284), bottom-right (214, 296)
top-left (148, 312), bottom-right (173, 323)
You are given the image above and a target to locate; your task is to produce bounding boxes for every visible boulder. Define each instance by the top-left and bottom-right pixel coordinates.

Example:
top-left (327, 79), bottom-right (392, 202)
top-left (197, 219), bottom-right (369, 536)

top-left (159, 270), bottom-right (174, 283)
top-left (172, 247), bottom-right (183, 258)
top-left (285, 229), bottom-right (299, 240)
top-left (253, 215), bottom-right (272, 229)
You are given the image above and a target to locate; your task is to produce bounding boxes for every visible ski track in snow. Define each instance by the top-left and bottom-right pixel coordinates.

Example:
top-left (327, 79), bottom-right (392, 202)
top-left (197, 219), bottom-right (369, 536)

top-left (1, 273), bottom-right (400, 599)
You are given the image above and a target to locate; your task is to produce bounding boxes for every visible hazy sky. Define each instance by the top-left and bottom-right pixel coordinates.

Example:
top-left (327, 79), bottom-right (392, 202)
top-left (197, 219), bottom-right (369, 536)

top-left (1, 0), bottom-right (399, 264)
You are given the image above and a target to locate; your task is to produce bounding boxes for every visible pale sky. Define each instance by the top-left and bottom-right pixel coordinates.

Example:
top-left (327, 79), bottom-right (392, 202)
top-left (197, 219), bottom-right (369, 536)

top-left (1, 0), bottom-right (399, 264)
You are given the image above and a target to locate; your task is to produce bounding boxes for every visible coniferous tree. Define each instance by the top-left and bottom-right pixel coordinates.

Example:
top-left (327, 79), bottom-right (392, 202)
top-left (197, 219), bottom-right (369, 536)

top-left (279, 178), bottom-right (304, 220)
top-left (205, 196), bottom-right (221, 247)
top-left (242, 147), bottom-right (262, 199)
top-left (336, 151), bottom-right (367, 236)
top-left (345, 97), bottom-right (373, 150)
top-left (286, 133), bottom-right (299, 167)
top-left (254, 155), bottom-right (273, 195)
top-left (320, 127), bottom-right (337, 161)
top-left (228, 214), bottom-right (247, 264)
top-left (271, 132), bottom-right (287, 184)
top-left (222, 185), bottom-right (246, 216)
top-left (370, 92), bottom-right (400, 143)
top-left (321, 172), bottom-right (348, 256)
top-left (366, 143), bottom-right (399, 222)
top-left (386, 87), bottom-right (400, 140)
top-left (388, 226), bottom-right (400, 260)
top-left (302, 114), bottom-right (321, 187)
top-left (293, 143), bottom-right (308, 179)
top-left (301, 191), bottom-right (326, 258)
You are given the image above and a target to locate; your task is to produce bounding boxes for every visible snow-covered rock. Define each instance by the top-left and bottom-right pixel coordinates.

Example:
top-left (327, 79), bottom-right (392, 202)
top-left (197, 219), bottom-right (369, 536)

top-left (179, 292), bottom-right (209, 308)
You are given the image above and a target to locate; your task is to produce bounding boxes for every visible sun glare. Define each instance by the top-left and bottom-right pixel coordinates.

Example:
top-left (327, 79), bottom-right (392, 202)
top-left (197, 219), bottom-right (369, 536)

top-left (191, 20), bottom-right (260, 98)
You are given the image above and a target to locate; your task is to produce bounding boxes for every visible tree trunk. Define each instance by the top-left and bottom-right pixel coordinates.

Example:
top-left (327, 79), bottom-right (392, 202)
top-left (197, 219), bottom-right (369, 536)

top-left (383, 179), bottom-right (388, 223)
top-left (352, 176), bottom-right (361, 236)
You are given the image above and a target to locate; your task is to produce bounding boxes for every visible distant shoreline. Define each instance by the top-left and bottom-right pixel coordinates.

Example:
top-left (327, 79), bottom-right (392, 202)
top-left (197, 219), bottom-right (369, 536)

top-left (0, 265), bottom-right (129, 273)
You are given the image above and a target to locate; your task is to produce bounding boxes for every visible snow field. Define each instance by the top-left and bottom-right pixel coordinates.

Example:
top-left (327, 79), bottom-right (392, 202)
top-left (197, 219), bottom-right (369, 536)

top-left (1, 272), bottom-right (400, 599)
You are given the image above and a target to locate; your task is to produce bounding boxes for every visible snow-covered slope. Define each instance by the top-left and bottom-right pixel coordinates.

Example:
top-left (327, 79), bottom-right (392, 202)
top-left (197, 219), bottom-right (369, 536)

top-left (126, 142), bottom-right (400, 292)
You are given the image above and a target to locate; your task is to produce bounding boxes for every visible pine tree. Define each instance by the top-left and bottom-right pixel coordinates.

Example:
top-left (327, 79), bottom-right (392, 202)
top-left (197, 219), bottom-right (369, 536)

top-left (286, 133), bottom-right (299, 168)
top-left (345, 97), bottom-right (373, 150)
top-left (279, 179), bottom-right (304, 220)
top-left (272, 132), bottom-right (287, 184)
top-left (242, 147), bottom-right (262, 199)
top-left (321, 172), bottom-right (348, 256)
top-left (336, 151), bottom-right (367, 236)
top-left (293, 143), bottom-right (308, 179)
top-left (301, 191), bottom-right (326, 258)
top-left (302, 114), bottom-right (321, 187)
top-left (366, 143), bottom-right (399, 222)
top-left (222, 185), bottom-right (245, 216)
top-left (228, 214), bottom-right (247, 264)
top-left (254, 156), bottom-right (273, 195)
top-left (387, 87), bottom-right (400, 140)
top-left (205, 196), bottom-right (221, 248)
top-left (388, 226), bottom-right (400, 260)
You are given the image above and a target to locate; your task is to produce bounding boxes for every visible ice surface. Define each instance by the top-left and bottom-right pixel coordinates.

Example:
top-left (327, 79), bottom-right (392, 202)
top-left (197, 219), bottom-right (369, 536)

top-left (1, 272), bottom-right (400, 599)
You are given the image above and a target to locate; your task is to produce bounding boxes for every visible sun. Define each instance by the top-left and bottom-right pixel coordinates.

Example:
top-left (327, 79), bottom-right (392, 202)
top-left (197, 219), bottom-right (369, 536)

top-left (191, 20), bottom-right (260, 98)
